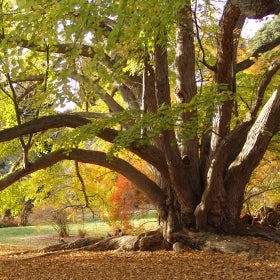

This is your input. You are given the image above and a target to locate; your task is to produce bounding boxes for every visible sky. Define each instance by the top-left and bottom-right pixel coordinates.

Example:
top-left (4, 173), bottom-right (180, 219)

top-left (241, 17), bottom-right (273, 39)
top-left (56, 10), bottom-right (275, 113)
top-left (242, 19), bottom-right (260, 38)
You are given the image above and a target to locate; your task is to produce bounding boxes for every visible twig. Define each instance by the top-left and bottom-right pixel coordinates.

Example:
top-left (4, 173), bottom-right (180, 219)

top-left (243, 186), bottom-right (280, 203)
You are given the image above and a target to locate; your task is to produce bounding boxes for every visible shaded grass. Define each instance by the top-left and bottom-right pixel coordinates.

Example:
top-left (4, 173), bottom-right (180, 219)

top-left (0, 221), bottom-right (111, 249)
top-left (0, 218), bottom-right (158, 250)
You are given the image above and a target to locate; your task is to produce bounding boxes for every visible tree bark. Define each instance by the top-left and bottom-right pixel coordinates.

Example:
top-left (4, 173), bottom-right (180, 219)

top-left (175, 1), bottom-right (201, 199)
top-left (195, 1), bottom-right (242, 231)
top-left (231, 0), bottom-right (280, 18)
top-left (1, 0), bottom-right (280, 245)
top-left (211, 2), bottom-right (241, 149)
top-left (154, 40), bottom-right (197, 226)
top-left (224, 87), bottom-right (280, 231)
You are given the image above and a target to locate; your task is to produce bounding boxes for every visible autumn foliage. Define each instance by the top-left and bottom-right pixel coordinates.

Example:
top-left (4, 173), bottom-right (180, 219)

top-left (108, 174), bottom-right (150, 232)
top-left (244, 149), bottom-right (280, 214)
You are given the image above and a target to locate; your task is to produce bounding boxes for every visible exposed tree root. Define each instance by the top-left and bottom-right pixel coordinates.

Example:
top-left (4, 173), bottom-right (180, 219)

top-left (41, 237), bottom-right (102, 252)
top-left (6, 226), bottom-right (280, 259)
top-left (237, 224), bottom-right (280, 242)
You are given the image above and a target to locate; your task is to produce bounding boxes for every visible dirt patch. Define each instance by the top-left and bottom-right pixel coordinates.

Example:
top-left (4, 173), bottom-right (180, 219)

top-left (0, 237), bottom-right (280, 280)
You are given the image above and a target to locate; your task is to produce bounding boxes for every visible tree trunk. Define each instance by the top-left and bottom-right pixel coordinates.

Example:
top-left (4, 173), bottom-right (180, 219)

top-left (154, 37), bottom-right (197, 225)
top-left (175, 1), bottom-right (201, 200)
top-left (231, 0), bottom-right (280, 18)
top-left (1, 0), bottom-right (280, 251)
top-left (224, 87), bottom-right (280, 231)
top-left (153, 171), bottom-right (182, 242)
top-left (19, 198), bottom-right (33, 226)
top-left (197, 87), bottom-right (280, 233)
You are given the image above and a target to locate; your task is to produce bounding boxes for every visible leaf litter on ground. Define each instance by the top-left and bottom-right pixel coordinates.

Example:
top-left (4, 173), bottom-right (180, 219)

top-left (0, 236), bottom-right (280, 280)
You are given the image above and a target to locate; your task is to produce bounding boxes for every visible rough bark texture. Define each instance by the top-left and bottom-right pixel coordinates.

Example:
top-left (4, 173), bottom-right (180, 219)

top-left (231, 0), bottom-right (280, 18)
top-left (0, 0), bottom-right (280, 249)
top-left (175, 1), bottom-right (201, 200)
top-left (224, 87), bottom-right (280, 230)
top-left (154, 39), bottom-right (197, 227)
top-left (14, 226), bottom-right (280, 258)
top-left (194, 1), bottom-right (243, 231)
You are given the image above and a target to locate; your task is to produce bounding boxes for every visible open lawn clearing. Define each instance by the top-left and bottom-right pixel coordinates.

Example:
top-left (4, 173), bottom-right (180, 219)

top-left (0, 218), bottom-right (157, 250)
top-left (0, 222), bottom-right (111, 249)
top-left (1, 236), bottom-right (280, 280)
top-left (2, 220), bottom-right (280, 279)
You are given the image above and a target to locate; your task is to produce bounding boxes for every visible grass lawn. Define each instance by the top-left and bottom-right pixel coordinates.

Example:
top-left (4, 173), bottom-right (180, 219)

top-left (0, 221), bottom-right (111, 249)
top-left (0, 217), bottom-right (158, 250)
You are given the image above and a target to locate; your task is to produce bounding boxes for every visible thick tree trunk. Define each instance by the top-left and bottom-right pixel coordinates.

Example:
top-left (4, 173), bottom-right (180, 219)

top-left (155, 174), bottom-right (182, 242)
top-left (154, 39), bottom-right (197, 225)
top-left (224, 87), bottom-right (280, 231)
top-left (175, 1), bottom-right (201, 200)
top-left (194, 1), bottom-right (280, 233)
top-left (197, 87), bottom-right (280, 233)
top-left (195, 2), bottom-right (242, 231)
top-left (231, 0), bottom-right (280, 18)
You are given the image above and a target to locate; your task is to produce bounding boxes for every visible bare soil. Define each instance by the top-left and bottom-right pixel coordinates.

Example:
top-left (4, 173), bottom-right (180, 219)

top-left (1, 236), bottom-right (280, 280)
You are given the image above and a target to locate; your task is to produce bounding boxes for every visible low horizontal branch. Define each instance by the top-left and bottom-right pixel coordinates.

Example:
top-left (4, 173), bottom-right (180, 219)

top-left (237, 37), bottom-right (280, 72)
top-left (0, 114), bottom-right (169, 178)
top-left (0, 149), bottom-right (165, 207)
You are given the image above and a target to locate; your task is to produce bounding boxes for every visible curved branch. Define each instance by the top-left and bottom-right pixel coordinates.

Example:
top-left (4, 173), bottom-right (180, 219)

top-left (0, 35), bottom-right (116, 71)
top-left (227, 86), bottom-right (280, 184)
top-left (251, 59), bottom-right (280, 117)
top-left (70, 72), bottom-right (124, 113)
top-left (226, 59), bottom-right (280, 164)
top-left (0, 114), bottom-right (90, 142)
top-left (0, 149), bottom-right (165, 207)
top-left (236, 36), bottom-right (280, 72)
top-left (10, 38), bottom-right (96, 58)
top-left (0, 114), bottom-right (169, 176)
top-left (231, 0), bottom-right (280, 19)
top-left (98, 129), bottom-right (168, 176)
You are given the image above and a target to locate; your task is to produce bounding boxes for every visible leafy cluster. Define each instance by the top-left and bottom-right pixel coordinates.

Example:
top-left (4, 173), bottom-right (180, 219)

top-left (0, 0), bottom-right (279, 231)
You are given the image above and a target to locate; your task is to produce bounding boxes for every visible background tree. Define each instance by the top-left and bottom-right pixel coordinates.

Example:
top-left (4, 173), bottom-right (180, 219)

top-left (244, 147), bottom-right (280, 215)
top-left (0, 0), bottom-right (280, 247)
top-left (109, 171), bottom-right (151, 233)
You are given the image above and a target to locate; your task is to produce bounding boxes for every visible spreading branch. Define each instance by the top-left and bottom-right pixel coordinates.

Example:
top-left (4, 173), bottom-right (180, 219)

top-left (226, 86), bottom-right (280, 186)
top-left (251, 59), bottom-right (280, 117)
top-left (236, 36), bottom-right (280, 72)
top-left (225, 59), bottom-right (280, 165)
top-left (0, 114), bottom-right (89, 142)
top-left (0, 149), bottom-right (165, 207)
top-left (0, 114), bottom-right (168, 176)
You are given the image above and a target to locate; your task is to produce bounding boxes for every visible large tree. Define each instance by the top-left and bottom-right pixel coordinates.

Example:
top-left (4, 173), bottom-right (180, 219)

top-left (0, 0), bottom-right (280, 244)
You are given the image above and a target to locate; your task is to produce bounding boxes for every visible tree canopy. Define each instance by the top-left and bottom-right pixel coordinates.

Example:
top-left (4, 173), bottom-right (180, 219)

top-left (0, 0), bottom-right (280, 240)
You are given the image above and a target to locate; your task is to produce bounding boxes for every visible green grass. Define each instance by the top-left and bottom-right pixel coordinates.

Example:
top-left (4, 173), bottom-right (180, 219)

top-left (0, 218), bottom-right (158, 249)
top-left (0, 221), bottom-right (111, 249)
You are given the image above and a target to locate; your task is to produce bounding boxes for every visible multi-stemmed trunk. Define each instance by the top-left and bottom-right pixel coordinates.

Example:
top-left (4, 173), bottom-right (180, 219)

top-left (150, 0), bottom-right (280, 239)
top-left (0, 0), bottom-right (279, 249)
